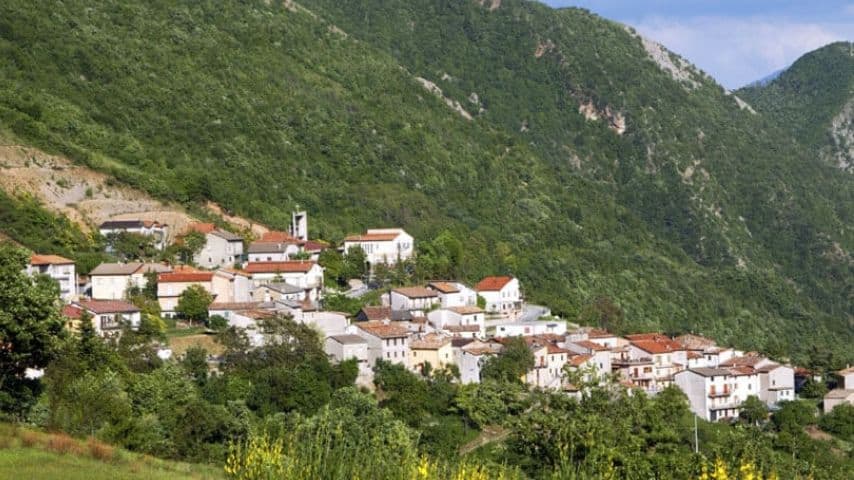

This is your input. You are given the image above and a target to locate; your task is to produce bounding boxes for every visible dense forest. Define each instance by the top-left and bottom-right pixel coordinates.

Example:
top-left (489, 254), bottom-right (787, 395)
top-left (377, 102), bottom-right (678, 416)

top-left (0, 0), bottom-right (850, 368)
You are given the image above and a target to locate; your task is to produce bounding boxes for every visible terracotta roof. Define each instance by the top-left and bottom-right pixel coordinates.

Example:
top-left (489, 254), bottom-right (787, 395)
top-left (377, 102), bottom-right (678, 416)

top-left (824, 389), bottom-right (854, 399)
top-left (569, 354), bottom-right (593, 367)
top-left (327, 334), bottom-right (366, 345)
top-left (630, 338), bottom-right (683, 355)
top-left (344, 232), bottom-right (400, 242)
top-left (586, 328), bottom-right (615, 339)
top-left (427, 281), bottom-right (461, 294)
top-left (75, 299), bottom-right (140, 314)
top-left (244, 261), bottom-right (317, 274)
top-left (475, 275), bottom-right (514, 292)
top-left (572, 340), bottom-right (609, 352)
top-left (445, 324), bottom-right (481, 333)
top-left (358, 306), bottom-right (392, 321)
top-left (448, 306), bottom-right (484, 315)
top-left (356, 321), bottom-right (409, 339)
top-left (249, 241), bottom-right (302, 254)
top-left (187, 222), bottom-right (216, 234)
top-left (756, 363), bottom-right (784, 373)
top-left (685, 367), bottom-right (731, 378)
top-left (728, 366), bottom-right (758, 376)
top-left (62, 304), bottom-right (84, 319)
top-left (462, 340), bottom-right (503, 356)
top-left (215, 268), bottom-right (250, 278)
top-left (625, 333), bottom-right (670, 342)
top-left (720, 355), bottom-right (766, 368)
top-left (158, 271), bottom-right (214, 283)
top-left (30, 254), bottom-right (74, 266)
top-left (302, 240), bottom-right (329, 252)
top-left (392, 287), bottom-right (438, 298)
top-left (410, 333), bottom-right (451, 350)
top-left (547, 344), bottom-right (570, 355)
top-left (687, 351), bottom-right (703, 359)
top-left (209, 301), bottom-right (269, 311)
top-left (260, 231), bottom-right (299, 243)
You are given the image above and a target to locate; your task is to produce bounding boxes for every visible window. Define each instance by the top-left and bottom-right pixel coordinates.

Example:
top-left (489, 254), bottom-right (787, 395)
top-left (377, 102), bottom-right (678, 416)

top-left (386, 352), bottom-right (390, 358)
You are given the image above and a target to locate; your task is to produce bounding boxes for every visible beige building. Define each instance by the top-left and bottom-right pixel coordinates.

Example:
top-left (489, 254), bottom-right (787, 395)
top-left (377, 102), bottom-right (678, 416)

top-left (409, 333), bottom-right (453, 374)
top-left (157, 270), bottom-right (215, 315)
top-left (89, 262), bottom-right (172, 300)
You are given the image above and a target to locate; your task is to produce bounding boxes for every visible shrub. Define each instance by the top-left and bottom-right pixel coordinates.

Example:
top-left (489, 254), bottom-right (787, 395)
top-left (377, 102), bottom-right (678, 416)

top-left (87, 437), bottom-right (116, 462)
top-left (46, 433), bottom-right (83, 455)
top-left (19, 430), bottom-right (41, 448)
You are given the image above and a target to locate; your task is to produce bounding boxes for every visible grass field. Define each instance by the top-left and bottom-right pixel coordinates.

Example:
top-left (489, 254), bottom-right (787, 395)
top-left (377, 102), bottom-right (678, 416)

top-left (0, 425), bottom-right (223, 480)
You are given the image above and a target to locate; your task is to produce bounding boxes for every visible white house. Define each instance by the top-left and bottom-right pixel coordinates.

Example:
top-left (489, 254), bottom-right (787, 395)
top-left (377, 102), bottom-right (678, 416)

top-left (343, 228), bottom-right (414, 266)
top-left (495, 321), bottom-right (566, 338)
top-left (353, 321), bottom-right (410, 367)
top-left (187, 223), bottom-right (244, 269)
top-left (211, 269), bottom-right (252, 304)
top-left (427, 306), bottom-right (486, 338)
top-left (757, 363), bottom-right (795, 406)
top-left (156, 270), bottom-right (215, 315)
top-left (389, 287), bottom-right (439, 313)
top-left (675, 367), bottom-right (760, 422)
top-left (89, 262), bottom-right (172, 300)
top-left (455, 339), bottom-right (503, 384)
top-left (246, 240), bottom-right (302, 262)
top-left (426, 281), bottom-right (477, 308)
top-left (837, 366), bottom-right (854, 389)
top-left (824, 389), bottom-right (854, 412)
top-left (243, 261), bottom-right (324, 300)
top-left (99, 220), bottom-right (169, 250)
top-left (475, 276), bottom-right (522, 319)
top-left (325, 334), bottom-right (371, 385)
top-left (252, 282), bottom-right (304, 303)
top-left (27, 254), bottom-right (77, 302)
top-left (64, 299), bottom-right (142, 337)
top-left (626, 335), bottom-right (688, 391)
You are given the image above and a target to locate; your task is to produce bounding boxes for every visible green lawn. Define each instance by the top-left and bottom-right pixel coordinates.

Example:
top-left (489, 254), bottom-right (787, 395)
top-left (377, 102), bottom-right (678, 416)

top-left (0, 448), bottom-right (223, 480)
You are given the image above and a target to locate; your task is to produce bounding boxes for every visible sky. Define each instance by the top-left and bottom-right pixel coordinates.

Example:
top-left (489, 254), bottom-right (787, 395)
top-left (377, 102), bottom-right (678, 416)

top-left (542, 1), bottom-right (853, 89)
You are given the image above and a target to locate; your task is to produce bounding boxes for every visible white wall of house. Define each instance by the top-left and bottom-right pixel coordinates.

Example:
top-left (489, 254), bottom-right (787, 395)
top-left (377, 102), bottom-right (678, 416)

top-left (89, 311), bottom-right (142, 337)
top-left (324, 337), bottom-right (369, 365)
top-left (434, 284), bottom-right (477, 308)
top-left (247, 245), bottom-right (300, 263)
top-left (28, 262), bottom-right (77, 302)
top-left (355, 331), bottom-right (409, 367)
top-left (495, 321), bottom-right (566, 337)
top-left (759, 366), bottom-right (795, 406)
top-left (91, 274), bottom-right (139, 300)
top-left (343, 229), bottom-right (414, 266)
top-left (249, 264), bottom-right (324, 300)
top-left (389, 292), bottom-right (437, 312)
top-left (195, 234), bottom-right (243, 269)
top-left (157, 280), bottom-right (213, 314)
top-left (479, 278), bottom-right (521, 316)
top-left (211, 271), bottom-right (252, 304)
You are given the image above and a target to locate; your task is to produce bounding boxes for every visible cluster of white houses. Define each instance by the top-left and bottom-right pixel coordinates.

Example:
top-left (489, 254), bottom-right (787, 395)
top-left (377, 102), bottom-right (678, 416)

top-left (24, 219), bottom-right (854, 420)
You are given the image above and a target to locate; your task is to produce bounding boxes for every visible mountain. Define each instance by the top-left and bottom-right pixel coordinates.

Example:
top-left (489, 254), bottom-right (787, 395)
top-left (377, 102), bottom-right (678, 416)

top-left (743, 68), bottom-right (786, 89)
top-left (737, 41), bottom-right (854, 172)
top-left (0, 0), bottom-right (850, 364)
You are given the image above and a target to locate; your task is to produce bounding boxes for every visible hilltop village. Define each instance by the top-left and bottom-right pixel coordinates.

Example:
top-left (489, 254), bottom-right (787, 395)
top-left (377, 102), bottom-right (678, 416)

top-left (25, 212), bottom-right (854, 421)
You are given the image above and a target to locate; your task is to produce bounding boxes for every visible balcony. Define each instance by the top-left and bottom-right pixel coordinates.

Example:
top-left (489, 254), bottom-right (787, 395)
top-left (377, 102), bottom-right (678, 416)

top-left (708, 390), bottom-right (732, 398)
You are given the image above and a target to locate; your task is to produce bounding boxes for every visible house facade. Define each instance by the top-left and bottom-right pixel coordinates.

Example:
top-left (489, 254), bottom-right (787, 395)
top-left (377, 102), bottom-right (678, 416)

top-left (211, 269), bottom-right (252, 304)
top-left (354, 321), bottom-right (410, 367)
top-left (389, 287), bottom-right (439, 313)
top-left (156, 270), bottom-right (214, 315)
top-left (187, 223), bottom-right (244, 268)
top-left (409, 333), bottom-right (453, 373)
top-left (247, 240), bottom-right (301, 262)
top-left (675, 367), bottom-right (760, 422)
top-left (66, 299), bottom-right (142, 337)
top-left (475, 276), bottom-right (522, 319)
top-left (89, 262), bottom-right (172, 300)
top-left (243, 261), bottom-right (324, 300)
top-left (427, 281), bottom-right (478, 308)
top-left (343, 228), bottom-right (414, 266)
top-left (99, 220), bottom-right (169, 250)
top-left (28, 254), bottom-right (77, 302)
top-left (427, 306), bottom-right (486, 338)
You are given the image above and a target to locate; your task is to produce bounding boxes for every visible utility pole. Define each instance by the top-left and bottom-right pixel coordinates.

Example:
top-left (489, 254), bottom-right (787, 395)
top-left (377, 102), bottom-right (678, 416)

top-left (694, 414), bottom-right (699, 454)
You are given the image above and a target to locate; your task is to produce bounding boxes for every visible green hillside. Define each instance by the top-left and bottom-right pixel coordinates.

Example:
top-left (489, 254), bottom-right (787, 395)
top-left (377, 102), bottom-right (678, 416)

top-left (0, 0), bottom-right (850, 364)
top-left (737, 42), bottom-right (854, 155)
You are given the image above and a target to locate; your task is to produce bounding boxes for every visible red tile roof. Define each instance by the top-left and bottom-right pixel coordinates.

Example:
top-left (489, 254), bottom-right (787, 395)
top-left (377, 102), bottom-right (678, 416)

top-left (427, 281), bottom-right (461, 294)
top-left (344, 232), bottom-right (400, 242)
top-left (358, 306), bottom-right (392, 321)
top-left (302, 240), bottom-right (329, 252)
top-left (30, 254), bottom-right (74, 265)
top-left (158, 271), bottom-right (214, 283)
top-left (75, 299), bottom-right (140, 314)
top-left (475, 275), bottom-right (514, 292)
top-left (356, 321), bottom-right (409, 339)
top-left (630, 338), bottom-right (683, 355)
top-left (244, 261), bottom-right (317, 274)
top-left (448, 306), bottom-right (484, 315)
top-left (625, 333), bottom-right (669, 342)
top-left (445, 324), bottom-right (481, 333)
top-left (260, 231), bottom-right (299, 243)
top-left (547, 344), bottom-right (570, 355)
top-left (187, 222), bottom-right (216, 234)
top-left (62, 304), bottom-right (84, 319)
top-left (586, 328), bottom-right (615, 339)
top-left (572, 340), bottom-right (609, 351)
top-left (569, 354), bottom-right (593, 367)
top-left (392, 287), bottom-right (438, 298)
top-left (410, 333), bottom-right (451, 350)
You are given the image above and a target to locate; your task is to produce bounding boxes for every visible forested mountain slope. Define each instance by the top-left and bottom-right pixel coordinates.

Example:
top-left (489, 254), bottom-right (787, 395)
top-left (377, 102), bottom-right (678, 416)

top-left (0, 0), bottom-right (850, 364)
top-left (738, 42), bottom-right (854, 172)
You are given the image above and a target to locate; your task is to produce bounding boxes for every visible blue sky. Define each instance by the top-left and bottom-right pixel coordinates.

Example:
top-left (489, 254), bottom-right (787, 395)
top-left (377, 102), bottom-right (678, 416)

top-left (542, 1), bottom-right (853, 88)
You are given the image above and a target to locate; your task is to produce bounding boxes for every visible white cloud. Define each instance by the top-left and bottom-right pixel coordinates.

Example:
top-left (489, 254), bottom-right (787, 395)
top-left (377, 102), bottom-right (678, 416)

top-left (630, 15), bottom-right (853, 88)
